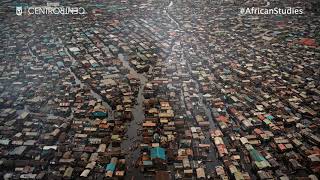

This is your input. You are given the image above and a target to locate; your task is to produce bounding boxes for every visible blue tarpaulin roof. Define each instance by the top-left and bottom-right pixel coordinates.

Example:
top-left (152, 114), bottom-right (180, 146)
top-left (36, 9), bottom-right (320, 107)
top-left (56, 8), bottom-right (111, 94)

top-left (143, 160), bottom-right (153, 166)
top-left (57, 61), bottom-right (64, 68)
top-left (150, 147), bottom-right (166, 160)
top-left (106, 163), bottom-right (116, 172)
top-left (266, 115), bottom-right (274, 120)
top-left (92, 111), bottom-right (107, 117)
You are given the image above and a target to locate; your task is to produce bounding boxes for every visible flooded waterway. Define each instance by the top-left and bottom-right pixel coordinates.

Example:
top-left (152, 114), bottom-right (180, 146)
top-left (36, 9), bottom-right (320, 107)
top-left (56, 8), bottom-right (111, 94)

top-left (118, 53), bottom-right (147, 179)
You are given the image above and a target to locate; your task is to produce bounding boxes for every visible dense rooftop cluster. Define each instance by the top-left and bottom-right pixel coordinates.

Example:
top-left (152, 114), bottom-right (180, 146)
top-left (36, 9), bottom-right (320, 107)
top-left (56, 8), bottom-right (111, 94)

top-left (0, 0), bottom-right (319, 179)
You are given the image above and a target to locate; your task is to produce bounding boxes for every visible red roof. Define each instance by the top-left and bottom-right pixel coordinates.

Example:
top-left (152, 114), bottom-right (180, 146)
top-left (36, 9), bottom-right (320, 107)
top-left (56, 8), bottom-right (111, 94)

top-left (257, 114), bottom-right (265, 121)
top-left (254, 128), bottom-right (263, 135)
top-left (216, 115), bottom-right (228, 123)
top-left (299, 38), bottom-right (317, 47)
top-left (278, 144), bottom-right (286, 151)
top-left (229, 108), bottom-right (238, 115)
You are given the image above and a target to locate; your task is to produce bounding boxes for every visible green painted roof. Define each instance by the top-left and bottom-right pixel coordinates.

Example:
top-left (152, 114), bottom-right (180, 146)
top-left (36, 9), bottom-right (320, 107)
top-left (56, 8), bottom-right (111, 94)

top-left (249, 149), bottom-right (266, 162)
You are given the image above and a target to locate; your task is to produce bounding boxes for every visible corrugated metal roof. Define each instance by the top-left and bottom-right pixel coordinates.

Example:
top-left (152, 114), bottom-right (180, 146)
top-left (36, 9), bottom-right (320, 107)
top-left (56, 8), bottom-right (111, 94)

top-left (151, 147), bottom-right (166, 160)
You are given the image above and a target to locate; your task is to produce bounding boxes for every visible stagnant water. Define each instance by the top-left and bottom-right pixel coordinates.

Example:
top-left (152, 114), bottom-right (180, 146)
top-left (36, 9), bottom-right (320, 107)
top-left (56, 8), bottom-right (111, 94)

top-left (118, 53), bottom-right (147, 179)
